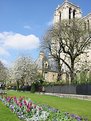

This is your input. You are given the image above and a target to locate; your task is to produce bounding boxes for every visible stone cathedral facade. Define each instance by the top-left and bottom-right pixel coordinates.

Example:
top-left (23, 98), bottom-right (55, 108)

top-left (54, 0), bottom-right (91, 24)
top-left (36, 0), bottom-right (91, 82)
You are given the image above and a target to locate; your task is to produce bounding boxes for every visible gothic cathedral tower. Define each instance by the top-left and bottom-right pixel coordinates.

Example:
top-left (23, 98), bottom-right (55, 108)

top-left (53, 0), bottom-right (82, 23)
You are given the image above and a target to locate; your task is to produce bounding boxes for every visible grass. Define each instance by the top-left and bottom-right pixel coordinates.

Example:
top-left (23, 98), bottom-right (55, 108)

top-left (0, 90), bottom-right (91, 121)
top-left (0, 101), bottom-right (20, 121)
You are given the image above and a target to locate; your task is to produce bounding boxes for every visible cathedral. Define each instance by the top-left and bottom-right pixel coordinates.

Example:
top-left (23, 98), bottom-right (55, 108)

top-left (36, 0), bottom-right (91, 82)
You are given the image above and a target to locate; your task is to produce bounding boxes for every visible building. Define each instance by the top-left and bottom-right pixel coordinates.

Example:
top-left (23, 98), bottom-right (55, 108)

top-left (53, 0), bottom-right (91, 78)
top-left (36, 0), bottom-right (91, 82)
top-left (36, 51), bottom-right (58, 82)
top-left (54, 0), bottom-right (91, 24)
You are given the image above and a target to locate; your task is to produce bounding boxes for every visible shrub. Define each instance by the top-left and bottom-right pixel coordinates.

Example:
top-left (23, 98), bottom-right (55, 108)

top-left (31, 83), bottom-right (36, 93)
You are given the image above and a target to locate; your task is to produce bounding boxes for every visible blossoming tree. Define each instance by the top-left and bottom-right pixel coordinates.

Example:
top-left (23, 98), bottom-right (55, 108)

top-left (9, 56), bottom-right (38, 89)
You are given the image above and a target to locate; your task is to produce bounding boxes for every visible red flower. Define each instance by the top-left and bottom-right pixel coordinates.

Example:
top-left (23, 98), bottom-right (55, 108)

top-left (24, 100), bottom-right (27, 105)
top-left (19, 103), bottom-right (22, 107)
top-left (39, 107), bottom-right (42, 110)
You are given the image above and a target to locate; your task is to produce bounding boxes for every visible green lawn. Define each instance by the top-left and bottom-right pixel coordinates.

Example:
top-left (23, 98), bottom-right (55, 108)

top-left (0, 101), bottom-right (20, 121)
top-left (0, 90), bottom-right (91, 121)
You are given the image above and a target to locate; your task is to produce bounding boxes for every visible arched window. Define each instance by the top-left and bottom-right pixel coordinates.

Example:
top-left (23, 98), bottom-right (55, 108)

top-left (84, 22), bottom-right (86, 30)
top-left (44, 62), bottom-right (48, 68)
top-left (73, 9), bottom-right (76, 18)
top-left (87, 20), bottom-right (89, 31)
top-left (52, 74), bottom-right (54, 80)
top-left (59, 11), bottom-right (61, 22)
top-left (69, 8), bottom-right (72, 19)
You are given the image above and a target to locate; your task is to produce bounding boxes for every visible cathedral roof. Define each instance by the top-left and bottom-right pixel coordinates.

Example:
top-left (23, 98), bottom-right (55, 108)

top-left (36, 52), bottom-right (58, 72)
top-left (56, 0), bottom-right (80, 11)
top-left (82, 13), bottom-right (91, 19)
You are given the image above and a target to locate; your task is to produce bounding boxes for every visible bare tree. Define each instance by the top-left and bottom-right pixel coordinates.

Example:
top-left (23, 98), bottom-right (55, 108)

top-left (10, 56), bottom-right (38, 89)
top-left (42, 19), bottom-right (91, 83)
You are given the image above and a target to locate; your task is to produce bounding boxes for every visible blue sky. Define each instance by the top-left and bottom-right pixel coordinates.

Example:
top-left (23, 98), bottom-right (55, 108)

top-left (0, 0), bottom-right (91, 66)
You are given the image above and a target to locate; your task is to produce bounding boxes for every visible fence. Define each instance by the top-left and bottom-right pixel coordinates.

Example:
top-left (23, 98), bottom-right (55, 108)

top-left (43, 84), bottom-right (91, 95)
top-left (76, 84), bottom-right (91, 95)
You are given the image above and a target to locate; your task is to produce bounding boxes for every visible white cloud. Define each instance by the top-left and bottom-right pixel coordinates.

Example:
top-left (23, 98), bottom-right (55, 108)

top-left (0, 32), bottom-right (40, 50)
top-left (24, 25), bottom-right (31, 30)
top-left (0, 47), bottom-right (10, 56)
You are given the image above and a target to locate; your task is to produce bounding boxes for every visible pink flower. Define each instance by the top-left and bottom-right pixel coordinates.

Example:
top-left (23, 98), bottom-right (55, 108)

top-left (34, 105), bottom-right (36, 108)
top-left (19, 103), bottom-right (22, 107)
top-left (24, 100), bottom-right (27, 105)
top-left (26, 108), bottom-right (30, 112)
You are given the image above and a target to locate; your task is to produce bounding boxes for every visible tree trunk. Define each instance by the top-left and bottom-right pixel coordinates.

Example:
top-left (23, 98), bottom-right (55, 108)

top-left (16, 80), bottom-right (19, 90)
top-left (21, 76), bottom-right (25, 86)
top-left (70, 60), bottom-right (75, 83)
top-left (57, 59), bottom-right (62, 81)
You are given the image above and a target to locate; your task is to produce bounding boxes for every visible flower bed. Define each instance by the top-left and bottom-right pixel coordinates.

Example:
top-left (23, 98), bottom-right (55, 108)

top-left (0, 96), bottom-right (88, 121)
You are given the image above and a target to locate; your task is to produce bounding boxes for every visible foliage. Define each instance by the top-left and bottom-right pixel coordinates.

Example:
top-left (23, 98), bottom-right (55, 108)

top-left (6, 82), bottom-right (16, 88)
top-left (42, 81), bottom-right (66, 86)
top-left (31, 79), bottom-right (44, 93)
top-left (31, 83), bottom-right (36, 93)
top-left (74, 71), bottom-right (91, 85)
top-left (79, 71), bottom-right (88, 84)
top-left (87, 72), bottom-right (91, 84)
